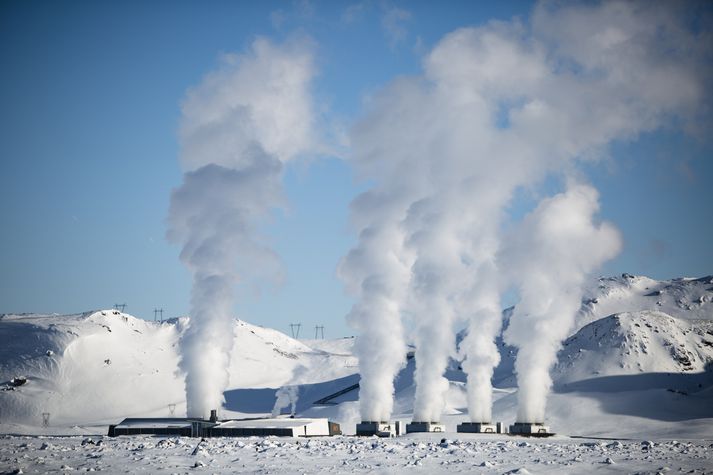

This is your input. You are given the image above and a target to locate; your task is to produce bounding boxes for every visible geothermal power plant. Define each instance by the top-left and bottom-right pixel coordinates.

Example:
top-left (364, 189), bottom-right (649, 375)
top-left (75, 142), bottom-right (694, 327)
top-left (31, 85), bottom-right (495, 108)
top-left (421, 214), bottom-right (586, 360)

top-left (108, 414), bottom-right (552, 439)
top-left (354, 419), bottom-right (552, 438)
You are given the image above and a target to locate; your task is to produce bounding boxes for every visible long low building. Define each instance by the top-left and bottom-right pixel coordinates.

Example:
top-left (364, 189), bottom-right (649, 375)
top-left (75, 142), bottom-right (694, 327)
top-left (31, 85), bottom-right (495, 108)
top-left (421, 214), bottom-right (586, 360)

top-left (108, 418), bottom-right (192, 436)
top-left (211, 418), bottom-right (340, 437)
top-left (108, 417), bottom-right (341, 437)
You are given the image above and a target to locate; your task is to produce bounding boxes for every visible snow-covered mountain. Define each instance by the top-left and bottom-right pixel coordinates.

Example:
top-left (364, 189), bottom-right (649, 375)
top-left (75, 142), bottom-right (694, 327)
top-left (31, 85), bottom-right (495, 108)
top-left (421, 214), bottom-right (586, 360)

top-left (1, 273), bottom-right (711, 438)
top-left (0, 310), bottom-right (356, 430)
top-left (577, 274), bottom-right (713, 328)
top-left (555, 311), bottom-right (713, 382)
top-left (491, 274), bottom-right (713, 385)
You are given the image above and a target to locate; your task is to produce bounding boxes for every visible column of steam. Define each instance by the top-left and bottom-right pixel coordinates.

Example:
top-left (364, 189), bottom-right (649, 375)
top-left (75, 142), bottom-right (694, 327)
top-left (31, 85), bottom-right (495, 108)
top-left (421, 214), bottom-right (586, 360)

top-left (167, 38), bottom-right (316, 419)
top-left (343, 0), bottom-right (706, 436)
top-left (435, 185), bottom-right (506, 434)
top-left (406, 192), bottom-right (505, 433)
top-left (503, 183), bottom-right (621, 434)
top-left (339, 190), bottom-right (414, 435)
top-left (458, 259), bottom-right (503, 432)
top-left (405, 194), bottom-right (463, 433)
top-left (340, 74), bottom-right (432, 436)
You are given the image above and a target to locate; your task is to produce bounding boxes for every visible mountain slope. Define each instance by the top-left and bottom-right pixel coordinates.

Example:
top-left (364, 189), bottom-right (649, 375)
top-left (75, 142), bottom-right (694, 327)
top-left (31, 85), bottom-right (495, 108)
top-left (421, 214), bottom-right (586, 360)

top-left (577, 274), bottom-right (713, 330)
top-left (0, 310), bottom-right (356, 428)
top-left (555, 311), bottom-right (713, 383)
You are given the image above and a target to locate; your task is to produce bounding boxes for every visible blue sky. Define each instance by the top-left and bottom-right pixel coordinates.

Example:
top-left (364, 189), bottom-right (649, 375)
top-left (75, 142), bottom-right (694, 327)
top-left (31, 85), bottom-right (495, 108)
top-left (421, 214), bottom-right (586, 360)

top-left (1, 0), bottom-right (711, 338)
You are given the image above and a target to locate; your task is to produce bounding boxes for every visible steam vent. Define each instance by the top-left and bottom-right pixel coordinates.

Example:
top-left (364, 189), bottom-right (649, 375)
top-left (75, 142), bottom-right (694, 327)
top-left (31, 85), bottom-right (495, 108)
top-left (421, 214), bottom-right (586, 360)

top-left (355, 421), bottom-right (404, 437)
top-left (508, 422), bottom-right (554, 437)
top-left (456, 422), bottom-right (506, 434)
top-left (405, 421), bottom-right (446, 433)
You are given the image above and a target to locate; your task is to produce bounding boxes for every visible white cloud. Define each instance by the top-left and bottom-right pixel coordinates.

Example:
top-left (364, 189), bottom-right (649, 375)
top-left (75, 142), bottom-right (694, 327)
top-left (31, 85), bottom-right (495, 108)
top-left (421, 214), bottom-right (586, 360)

top-left (381, 5), bottom-right (412, 49)
top-left (342, 1), bottom-right (368, 24)
top-left (270, 9), bottom-right (287, 30)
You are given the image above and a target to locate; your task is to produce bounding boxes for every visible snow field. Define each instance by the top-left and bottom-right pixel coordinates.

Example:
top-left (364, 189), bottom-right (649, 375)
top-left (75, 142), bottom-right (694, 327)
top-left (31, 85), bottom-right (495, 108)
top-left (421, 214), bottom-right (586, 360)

top-left (1, 434), bottom-right (712, 474)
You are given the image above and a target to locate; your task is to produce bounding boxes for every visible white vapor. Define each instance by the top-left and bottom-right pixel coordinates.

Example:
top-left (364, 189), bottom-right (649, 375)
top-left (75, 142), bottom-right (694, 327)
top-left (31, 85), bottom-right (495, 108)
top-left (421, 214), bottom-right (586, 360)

top-left (458, 263), bottom-right (502, 423)
top-left (342, 0), bottom-right (710, 425)
top-left (167, 37), bottom-right (317, 418)
top-left (338, 188), bottom-right (416, 422)
top-left (502, 183), bottom-right (622, 422)
top-left (271, 385), bottom-right (299, 417)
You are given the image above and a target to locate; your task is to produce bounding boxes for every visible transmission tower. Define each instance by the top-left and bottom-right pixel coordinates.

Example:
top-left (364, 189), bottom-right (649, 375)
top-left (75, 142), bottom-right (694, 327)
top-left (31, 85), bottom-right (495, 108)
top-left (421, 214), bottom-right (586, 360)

top-left (113, 303), bottom-right (126, 312)
top-left (315, 325), bottom-right (325, 339)
top-left (289, 323), bottom-right (301, 339)
top-left (154, 308), bottom-right (164, 322)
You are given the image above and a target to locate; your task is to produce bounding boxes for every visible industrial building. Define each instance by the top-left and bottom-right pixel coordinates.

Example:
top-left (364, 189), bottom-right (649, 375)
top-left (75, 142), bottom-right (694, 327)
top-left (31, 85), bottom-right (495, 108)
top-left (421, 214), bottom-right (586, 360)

top-left (457, 422), bottom-right (506, 434)
top-left (108, 415), bottom-right (341, 438)
top-left (405, 421), bottom-right (446, 433)
top-left (355, 421), bottom-right (405, 437)
top-left (108, 418), bottom-right (192, 437)
top-left (508, 422), bottom-right (553, 437)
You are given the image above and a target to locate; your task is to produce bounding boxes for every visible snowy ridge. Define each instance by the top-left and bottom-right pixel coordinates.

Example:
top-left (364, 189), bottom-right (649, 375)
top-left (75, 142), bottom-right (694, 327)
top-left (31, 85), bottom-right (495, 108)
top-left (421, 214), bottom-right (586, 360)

top-left (555, 311), bottom-right (713, 383)
top-left (577, 274), bottom-right (713, 330)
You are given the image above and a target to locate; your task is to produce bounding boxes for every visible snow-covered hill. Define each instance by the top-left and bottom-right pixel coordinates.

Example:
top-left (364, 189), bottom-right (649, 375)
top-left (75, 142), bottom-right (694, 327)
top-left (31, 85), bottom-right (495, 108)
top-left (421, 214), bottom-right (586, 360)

top-left (555, 311), bottom-right (713, 382)
top-left (492, 274), bottom-right (713, 386)
top-left (577, 274), bottom-right (713, 329)
top-left (0, 310), bottom-right (356, 431)
top-left (1, 273), bottom-right (712, 439)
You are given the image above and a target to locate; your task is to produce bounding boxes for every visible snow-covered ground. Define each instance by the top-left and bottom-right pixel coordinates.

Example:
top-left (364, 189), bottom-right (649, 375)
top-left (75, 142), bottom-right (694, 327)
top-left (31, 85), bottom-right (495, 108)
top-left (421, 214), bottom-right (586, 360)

top-left (2, 433), bottom-right (712, 474)
top-left (1, 274), bottom-right (712, 473)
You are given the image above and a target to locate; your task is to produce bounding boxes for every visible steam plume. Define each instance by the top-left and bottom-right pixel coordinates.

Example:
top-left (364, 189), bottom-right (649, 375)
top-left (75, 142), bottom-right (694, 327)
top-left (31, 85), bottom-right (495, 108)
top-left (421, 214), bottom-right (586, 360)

top-left (458, 263), bottom-right (502, 423)
top-left (167, 38), bottom-right (316, 418)
top-left (343, 0), bottom-right (709, 425)
top-left (502, 183), bottom-right (622, 422)
top-left (338, 188), bottom-right (416, 422)
top-left (271, 385), bottom-right (299, 417)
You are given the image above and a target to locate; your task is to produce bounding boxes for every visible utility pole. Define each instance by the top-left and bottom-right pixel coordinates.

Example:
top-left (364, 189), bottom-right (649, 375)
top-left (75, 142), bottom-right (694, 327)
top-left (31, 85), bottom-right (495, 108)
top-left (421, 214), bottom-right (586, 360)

top-left (289, 323), bottom-right (301, 339)
top-left (315, 325), bottom-right (325, 339)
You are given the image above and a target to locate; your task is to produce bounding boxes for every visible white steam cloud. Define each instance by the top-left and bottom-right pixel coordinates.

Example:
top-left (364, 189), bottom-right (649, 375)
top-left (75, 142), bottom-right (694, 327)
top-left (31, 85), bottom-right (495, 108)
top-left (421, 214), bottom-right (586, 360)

top-left (502, 182), bottom-right (621, 422)
top-left (271, 385), bottom-right (299, 417)
top-left (342, 0), bottom-right (709, 425)
top-left (167, 38), bottom-right (317, 418)
top-left (458, 265), bottom-right (502, 423)
top-left (338, 189), bottom-right (416, 422)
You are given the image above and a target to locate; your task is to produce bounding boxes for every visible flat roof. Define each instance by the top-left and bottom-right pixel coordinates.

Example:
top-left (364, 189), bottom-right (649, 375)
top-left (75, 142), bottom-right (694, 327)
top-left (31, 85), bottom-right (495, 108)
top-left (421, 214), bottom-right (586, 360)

top-left (115, 418), bottom-right (192, 428)
top-left (217, 418), bottom-right (321, 429)
top-left (114, 417), bottom-right (326, 430)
